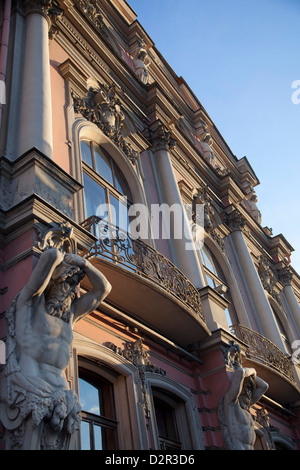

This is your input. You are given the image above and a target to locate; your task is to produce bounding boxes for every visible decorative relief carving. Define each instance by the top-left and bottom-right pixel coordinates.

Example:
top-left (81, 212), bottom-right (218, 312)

top-left (75, 0), bottom-right (104, 31)
top-left (105, 339), bottom-right (165, 418)
top-left (0, 222), bottom-right (111, 450)
top-left (258, 255), bottom-right (281, 304)
top-left (72, 79), bottom-right (138, 164)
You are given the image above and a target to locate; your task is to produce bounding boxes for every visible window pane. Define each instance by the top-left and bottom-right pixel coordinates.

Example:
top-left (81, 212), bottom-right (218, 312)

top-left (205, 274), bottom-right (215, 289)
top-left (83, 172), bottom-right (107, 220)
top-left (79, 378), bottom-right (100, 416)
top-left (80, 420), bottom-right (91, 450)
top-left (154, 398), bottom-right (178, 442)
top-left (81, 140), bottom-right (93, 167)
top-left (202, 245), bottom-right (215, 273)
top-left (114, 164), bottom-right (130, 197)
top-left (94, 145), bottom-right (114, 186)
top-left (110, 194), bottom-right (129, 232)
top-left (93, 424), bottom-right (103, 451)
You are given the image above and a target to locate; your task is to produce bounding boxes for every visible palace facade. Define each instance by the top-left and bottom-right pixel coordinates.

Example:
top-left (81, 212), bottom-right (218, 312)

top-left (1, 0), bottom-right (300, 450)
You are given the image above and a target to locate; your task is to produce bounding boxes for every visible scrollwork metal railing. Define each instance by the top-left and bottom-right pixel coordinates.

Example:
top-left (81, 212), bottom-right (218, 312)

top-left (80, 216), bottom-right (205, 322)
top-left (230, 324), bottom-right (295, 384)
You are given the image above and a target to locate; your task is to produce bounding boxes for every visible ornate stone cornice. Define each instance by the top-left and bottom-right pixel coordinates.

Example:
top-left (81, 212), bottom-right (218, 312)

top-left (72, 80), bottom-right (138, 164)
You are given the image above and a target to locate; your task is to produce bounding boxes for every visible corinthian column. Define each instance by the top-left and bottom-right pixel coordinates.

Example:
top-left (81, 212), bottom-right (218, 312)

top-left (227, 209), bottom-right (284, 350)
top-left (150, 123), bottom-right (205, 289)
top-left (279, 267), bottom-right (300, 335)
top-left (18, 0), bottom-right (61, 158)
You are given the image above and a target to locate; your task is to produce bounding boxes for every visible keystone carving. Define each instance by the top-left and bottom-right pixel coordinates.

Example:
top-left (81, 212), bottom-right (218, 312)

top-left (72, 80), bottom-right (138, 164)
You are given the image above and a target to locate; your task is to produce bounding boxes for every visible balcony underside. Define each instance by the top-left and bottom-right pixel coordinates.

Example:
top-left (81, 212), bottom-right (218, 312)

top-left (242, 356), bottom-right (300, 405)
top-left (230, 324), bottom-right (300, 405)
top-left (82, 256), bottom-right (211, 347)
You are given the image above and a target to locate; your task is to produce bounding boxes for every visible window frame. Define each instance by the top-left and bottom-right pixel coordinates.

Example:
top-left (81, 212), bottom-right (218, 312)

top-left (148, 375), bottom-right (205, 450)
top-left (78, 359), bottom-right (119, 450)
top-left (80, 139), bottom-right (133, 224)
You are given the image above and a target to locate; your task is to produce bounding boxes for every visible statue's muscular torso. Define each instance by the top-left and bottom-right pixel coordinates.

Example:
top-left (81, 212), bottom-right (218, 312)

top-left (16, 294), bottom-right (73, 388)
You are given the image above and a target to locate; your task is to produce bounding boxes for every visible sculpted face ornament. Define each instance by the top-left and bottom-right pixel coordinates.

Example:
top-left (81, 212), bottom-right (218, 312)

top-left (0, 222), bottom-right (112, 450)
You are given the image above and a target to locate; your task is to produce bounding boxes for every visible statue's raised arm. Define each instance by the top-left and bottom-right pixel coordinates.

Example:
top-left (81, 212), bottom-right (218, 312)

top-left (0, 222), bottom-right (112, 450)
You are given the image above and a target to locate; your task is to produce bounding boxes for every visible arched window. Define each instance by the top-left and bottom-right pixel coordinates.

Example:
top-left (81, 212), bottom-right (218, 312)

top-left (199, 244), bottom-right (237, 327)
top-left (78, 361), bottom-right (118, 450)
top-left (80, 139), bottom-right (132, 231)
top-left (151, 387), bottom-right (197, 450)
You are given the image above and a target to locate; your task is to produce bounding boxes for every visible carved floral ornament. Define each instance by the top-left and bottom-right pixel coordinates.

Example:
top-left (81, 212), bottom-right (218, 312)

top-left (72, 80), bottom-right (139, 164)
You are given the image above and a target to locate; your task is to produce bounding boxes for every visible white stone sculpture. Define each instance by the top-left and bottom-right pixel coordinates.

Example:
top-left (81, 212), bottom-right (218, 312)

top-left (218, 343), bottom-right (268, 450)
top-left (0, 223), bottom-right (111, 450)
top-left (133, 45), bottom-right (151, 85)
top-left (242, 190), bottom-right (262, 224)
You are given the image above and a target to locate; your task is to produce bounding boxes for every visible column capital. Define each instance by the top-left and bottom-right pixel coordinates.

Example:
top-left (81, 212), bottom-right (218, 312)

top-left (23, 0), bottom-right (63, 36)
top-left (278, 265), bottom-right (293, 287)
top-left (225, 208), bottom-right (246, 232)
top-left (149, 122), bottom-right (176, 153)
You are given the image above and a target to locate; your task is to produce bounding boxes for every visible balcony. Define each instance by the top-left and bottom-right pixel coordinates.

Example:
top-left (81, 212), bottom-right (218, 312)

top-left (80, 216), bottom-right (210, 346)
top-left (230, 324), bottom-right (300, 404)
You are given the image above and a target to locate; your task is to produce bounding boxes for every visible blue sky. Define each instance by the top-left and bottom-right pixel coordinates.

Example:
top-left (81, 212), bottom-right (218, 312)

top-left (128, 0), bottom-right (300, 275)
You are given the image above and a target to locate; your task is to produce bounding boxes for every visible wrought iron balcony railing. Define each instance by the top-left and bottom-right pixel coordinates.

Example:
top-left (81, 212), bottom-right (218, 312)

top-left (230, 324), bottom-right (295, 384)
top-left (80, 216), bottom-right (205, 323)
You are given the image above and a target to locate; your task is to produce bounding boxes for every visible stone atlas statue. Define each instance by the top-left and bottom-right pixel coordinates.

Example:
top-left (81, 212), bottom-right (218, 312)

top-left (0, 222), bottom-right (111, 450)
top-left (218, 342), bottom-right (268, 450)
